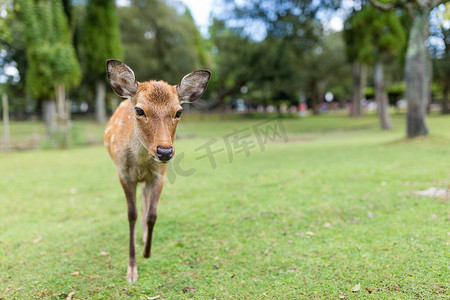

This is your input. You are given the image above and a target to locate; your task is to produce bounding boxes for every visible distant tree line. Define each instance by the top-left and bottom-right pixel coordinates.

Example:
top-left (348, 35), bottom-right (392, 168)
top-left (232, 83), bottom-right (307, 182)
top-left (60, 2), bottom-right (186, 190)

top-left (0, 0), bottom-right (449, 140)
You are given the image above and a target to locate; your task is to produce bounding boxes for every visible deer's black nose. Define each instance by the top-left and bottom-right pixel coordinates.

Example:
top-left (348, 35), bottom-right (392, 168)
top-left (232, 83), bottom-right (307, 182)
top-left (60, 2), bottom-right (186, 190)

top-left (156, 146), bottom-right (173, 161)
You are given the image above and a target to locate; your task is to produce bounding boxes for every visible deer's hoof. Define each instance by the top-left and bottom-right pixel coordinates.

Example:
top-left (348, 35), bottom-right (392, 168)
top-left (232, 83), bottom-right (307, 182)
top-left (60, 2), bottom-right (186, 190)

top-left (143, 249), bottom-right (152, 258)
top-left (127, 265), bottom-right (138, 283)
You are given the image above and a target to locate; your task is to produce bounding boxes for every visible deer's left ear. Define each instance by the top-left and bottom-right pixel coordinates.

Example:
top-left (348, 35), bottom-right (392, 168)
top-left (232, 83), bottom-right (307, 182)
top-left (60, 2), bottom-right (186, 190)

top-left (106, 59), bottom-right (139, 99)
top-left (176, 70), bottom-right (211, 103)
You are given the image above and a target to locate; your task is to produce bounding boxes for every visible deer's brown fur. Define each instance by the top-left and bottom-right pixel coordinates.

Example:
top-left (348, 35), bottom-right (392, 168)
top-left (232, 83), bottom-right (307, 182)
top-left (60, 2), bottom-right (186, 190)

top-left (104, 59), bottom-right (210, 282)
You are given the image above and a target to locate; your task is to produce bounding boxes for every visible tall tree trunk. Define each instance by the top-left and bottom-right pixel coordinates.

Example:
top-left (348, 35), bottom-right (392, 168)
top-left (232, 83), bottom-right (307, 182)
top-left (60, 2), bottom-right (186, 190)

top-left (426, 52), bottom-right (432, 115)
top-left (442, 74), bottom-right (449, 114)
top-left (43, 99), bottom-right (56, 134)
top-left (374, 60), bottom-right (393, 130)
top-left (405, 10), bottom-right (430, 138)
top-left (318, 81), bottom-right (326, 113)
top-left (55, 83), bottom-right (70, 148)
top-left (351, 61), bottom-right (367, 117)
top-left (310, 80), bottom-right (320, 115)
top-left (442, 26), bottom-right (450, 115)
top-left (2, 94), bottom-right (10, 151)
top-left (95, 79), bottom-right (107, 124)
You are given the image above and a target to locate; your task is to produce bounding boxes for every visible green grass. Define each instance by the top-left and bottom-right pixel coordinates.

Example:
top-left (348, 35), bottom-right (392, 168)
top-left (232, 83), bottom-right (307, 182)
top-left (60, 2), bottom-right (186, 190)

top-left (0, 113), bottom-right (449, 299)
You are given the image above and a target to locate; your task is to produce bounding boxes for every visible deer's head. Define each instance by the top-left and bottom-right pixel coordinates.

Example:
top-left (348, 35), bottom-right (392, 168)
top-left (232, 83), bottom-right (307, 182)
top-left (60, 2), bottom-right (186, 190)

top-left (106, 59), bottom-right (211, 162)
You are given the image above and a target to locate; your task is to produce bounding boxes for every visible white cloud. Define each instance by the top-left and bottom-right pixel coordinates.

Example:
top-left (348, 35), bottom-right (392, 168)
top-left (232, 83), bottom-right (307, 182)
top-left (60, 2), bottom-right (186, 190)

top-left (179, 0), bottom-right (213, 36)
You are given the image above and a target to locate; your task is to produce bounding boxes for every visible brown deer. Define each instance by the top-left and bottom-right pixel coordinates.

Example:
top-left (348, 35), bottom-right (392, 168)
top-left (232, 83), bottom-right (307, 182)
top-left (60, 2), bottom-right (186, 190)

top-left (104, 59), bottom-right (211, 282)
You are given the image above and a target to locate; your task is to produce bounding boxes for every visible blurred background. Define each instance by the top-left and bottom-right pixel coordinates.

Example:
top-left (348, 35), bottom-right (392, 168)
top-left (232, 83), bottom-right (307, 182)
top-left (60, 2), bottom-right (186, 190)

top-left (1, 2), bottom-right (450, 298)
top-left (0, 0), bottom-right (449, 149)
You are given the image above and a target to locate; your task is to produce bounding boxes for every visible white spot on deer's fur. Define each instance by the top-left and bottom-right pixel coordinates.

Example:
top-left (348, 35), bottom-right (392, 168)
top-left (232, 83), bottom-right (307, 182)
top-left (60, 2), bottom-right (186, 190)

top-left (111, 134), bottom-right (115, 143)
top-left (118, 120), bottom-right (123, 126)
top-left (104, 141), bottom-right (110, 147)
top-left (105, 125), bottom-right (113, 134)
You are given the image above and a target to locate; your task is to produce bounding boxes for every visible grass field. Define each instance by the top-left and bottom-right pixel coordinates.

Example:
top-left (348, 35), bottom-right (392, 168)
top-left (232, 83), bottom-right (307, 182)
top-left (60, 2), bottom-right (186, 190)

top-left (0, 113), bottom-right (449, 299)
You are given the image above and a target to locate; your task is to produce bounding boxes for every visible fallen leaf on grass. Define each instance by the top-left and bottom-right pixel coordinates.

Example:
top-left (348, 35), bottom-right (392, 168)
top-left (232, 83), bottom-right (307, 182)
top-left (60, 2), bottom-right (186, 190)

top-left (32, 237), bottom-right (42, 244)
top-left (66, 291), bottom-right (75, 300)
top-left (339, 295), bottom-right (345, 299)
top-left (213, 264), bottom-right (220, 269)
top-left (306, 231), bottom-right (314, 236)
top-left (414, 187), bottom-right (449, 199)
top-left (147, 295), bottom-right (160, 300)
top-left (72, 271), bottom-right (80, 276)
top-left (182, 286), bottom-right (196, 293)
top-left (352, 283), bottom-right (361, 292)
top-left (99, 251), bottom-right (108, 256)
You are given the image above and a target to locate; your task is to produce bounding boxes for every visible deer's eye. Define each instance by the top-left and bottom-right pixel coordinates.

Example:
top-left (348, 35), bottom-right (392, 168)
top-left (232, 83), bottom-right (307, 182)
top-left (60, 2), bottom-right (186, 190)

top-left (175, 109), bottom-right (183, 119)
top-left (135, 107), bottom-right (146, 117)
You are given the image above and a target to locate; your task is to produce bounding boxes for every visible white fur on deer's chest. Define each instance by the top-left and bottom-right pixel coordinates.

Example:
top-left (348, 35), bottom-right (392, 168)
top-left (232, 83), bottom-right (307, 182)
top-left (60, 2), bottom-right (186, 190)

top-left (120, 148), bottom-right (162, 183)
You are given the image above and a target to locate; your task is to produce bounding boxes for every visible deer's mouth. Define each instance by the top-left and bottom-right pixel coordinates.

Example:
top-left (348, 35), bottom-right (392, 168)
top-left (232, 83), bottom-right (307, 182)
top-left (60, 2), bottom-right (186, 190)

top-left (152, 156), bottom-right (170, 163)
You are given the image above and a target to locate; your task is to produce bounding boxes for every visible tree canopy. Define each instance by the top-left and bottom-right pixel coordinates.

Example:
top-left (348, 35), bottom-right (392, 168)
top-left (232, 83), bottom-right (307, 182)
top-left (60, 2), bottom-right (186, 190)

top-left (19, 0), bottom-right (81, 99)
top-left (81, 0), bottom-right (123, 81)
top-left (344, 5), bottom-right (406, 66)
top-left (118, 0), bottom-right (206, 84)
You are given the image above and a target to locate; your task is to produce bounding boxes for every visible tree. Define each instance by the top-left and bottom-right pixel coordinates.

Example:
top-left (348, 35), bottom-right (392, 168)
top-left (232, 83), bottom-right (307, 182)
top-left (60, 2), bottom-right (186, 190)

top-left (346, 5), bottom-right (406, 129)
top-left (1, 3), bottom-right (29, 116)
top-left (117, 0), bottom-right (205, 85)
top-left (19, 0), bottom-right (81, 141)
top-left (0, 2), bottom-right (12, 46)
top-left (431, 3), bottom-right (450, 114)
top-left (344, 11), bottom-right (369, 117)
top-left (81, 0), bottom-right (123, 123)
top-left (201, 19), bottom-right (267, 110)
top-left (369, 0), bottom-right (446, 138)
top-left (205, 0), bottom-right (342, 111)
top-left (300, 31), bottom-right (350, 114)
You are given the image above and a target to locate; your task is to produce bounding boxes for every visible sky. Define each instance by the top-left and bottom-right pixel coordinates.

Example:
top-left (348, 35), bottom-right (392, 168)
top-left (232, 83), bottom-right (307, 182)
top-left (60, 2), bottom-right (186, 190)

top-left (180, 0), bottom-right (346, 36)
top-left (179, 0), bottom-right (214, 36)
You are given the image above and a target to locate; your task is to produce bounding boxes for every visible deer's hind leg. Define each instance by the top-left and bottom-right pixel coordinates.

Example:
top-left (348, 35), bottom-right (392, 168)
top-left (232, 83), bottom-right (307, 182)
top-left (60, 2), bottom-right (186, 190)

top-left (142, 176), bottom-right (165, 258)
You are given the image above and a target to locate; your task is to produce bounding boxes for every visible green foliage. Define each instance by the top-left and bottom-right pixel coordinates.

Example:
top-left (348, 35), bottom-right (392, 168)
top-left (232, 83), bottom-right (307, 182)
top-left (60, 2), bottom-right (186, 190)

top-left (19, 0), bottom-right (81, 99)
top-left (299, 31), bottom-right (351, 104)
top-left (432, 7), bottom-right (450, 95)
top-left (0, 2), bottom-right (13, 45)
top-left (387, 81), bottom-right (405, 94)
top-left (81, 0), bottom-right (123, 80)
top-left (210, 0), bottom-right (349, 106)
top-left (344, 5), bottom-right (406, 65)
top-left (117, 0), bottom-right (203, 84)
top-left (208, 19), bottom-right (260, 97)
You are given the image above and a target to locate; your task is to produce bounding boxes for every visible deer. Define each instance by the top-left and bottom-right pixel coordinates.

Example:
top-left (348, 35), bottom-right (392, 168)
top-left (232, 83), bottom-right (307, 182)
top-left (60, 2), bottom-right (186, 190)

top-left (104, 59), bottom-right (211, 282)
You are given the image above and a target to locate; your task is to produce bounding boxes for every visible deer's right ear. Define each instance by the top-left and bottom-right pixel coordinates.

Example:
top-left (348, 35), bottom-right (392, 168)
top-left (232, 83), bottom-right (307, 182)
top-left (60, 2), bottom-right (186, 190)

top-left (106, 59), bottom-right (139, 99)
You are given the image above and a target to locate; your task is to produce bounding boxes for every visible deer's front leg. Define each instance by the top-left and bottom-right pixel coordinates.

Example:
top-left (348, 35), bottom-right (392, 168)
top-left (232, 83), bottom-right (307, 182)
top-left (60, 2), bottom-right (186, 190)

top-left (120, 177), bottom-right (138, 283)
top-left (142, 177), bottom-right (165, 258)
